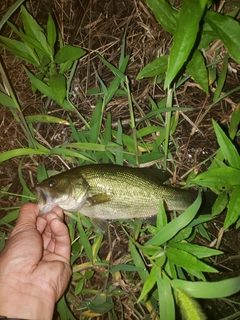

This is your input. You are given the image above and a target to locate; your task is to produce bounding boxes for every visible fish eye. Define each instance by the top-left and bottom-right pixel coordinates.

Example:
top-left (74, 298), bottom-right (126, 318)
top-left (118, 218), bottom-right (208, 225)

top-left (48, 180), bottom-right (56, 188)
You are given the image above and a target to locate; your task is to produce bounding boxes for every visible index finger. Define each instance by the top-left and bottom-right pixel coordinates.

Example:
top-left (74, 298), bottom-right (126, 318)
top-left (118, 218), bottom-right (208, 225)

top-left (11, 203), bottom-right (39, 237)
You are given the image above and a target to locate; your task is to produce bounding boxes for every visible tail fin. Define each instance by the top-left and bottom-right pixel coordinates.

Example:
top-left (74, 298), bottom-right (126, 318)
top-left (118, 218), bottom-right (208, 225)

top-left (198, 191), bottom-right (217, 215)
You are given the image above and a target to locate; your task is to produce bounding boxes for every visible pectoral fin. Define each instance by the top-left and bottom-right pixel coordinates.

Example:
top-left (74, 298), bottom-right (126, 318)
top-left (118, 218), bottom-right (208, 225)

top-left (91, 217), bottom-right (108, 232)
top-left (86, 193), bottom-right (112, 206)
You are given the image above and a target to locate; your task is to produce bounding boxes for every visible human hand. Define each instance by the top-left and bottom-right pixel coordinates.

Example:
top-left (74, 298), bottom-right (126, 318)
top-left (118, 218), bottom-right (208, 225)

top-left (0, 203), bottom-right (72, 320)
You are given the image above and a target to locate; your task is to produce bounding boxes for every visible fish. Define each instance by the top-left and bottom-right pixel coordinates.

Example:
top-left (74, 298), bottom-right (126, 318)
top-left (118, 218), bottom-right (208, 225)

top-left (35, 164), bottom-right (215, 229)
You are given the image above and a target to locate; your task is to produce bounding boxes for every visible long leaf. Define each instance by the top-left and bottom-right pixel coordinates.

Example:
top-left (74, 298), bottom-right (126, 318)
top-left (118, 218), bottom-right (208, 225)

top-left (0, 148), bottom-right (48, 163)
top-left (157, 275), bottom-right (175, 320)
top-left (147, 0), bottom-right (177, 35)
top-left (213, 120), bottom-right (240, 170)
top-left (193, 167), bottom-right (240, 190)
top-left (146, 193), bottom-right (202, 246)
top-left (186, 49), bottom-right (209, 94)
top-left (224, 185), bottom-right (240, 229)
top-left (172, 277), bottom-right (240, 298)
top-left (166, 247), bottom-right (218, 273)
top-left (205, 11), bottom-right (240, 63)
top-left (164, 0), bottom-right (209, 88)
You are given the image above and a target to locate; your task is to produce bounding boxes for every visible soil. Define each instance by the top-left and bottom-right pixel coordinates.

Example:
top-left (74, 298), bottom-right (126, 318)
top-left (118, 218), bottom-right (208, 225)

top-left (0, 0), bottom-right (240, 319)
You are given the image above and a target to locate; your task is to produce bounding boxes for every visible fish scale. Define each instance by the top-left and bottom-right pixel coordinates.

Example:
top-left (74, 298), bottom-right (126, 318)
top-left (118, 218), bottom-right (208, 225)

top-left (35, 164), bottom-right (199, 221)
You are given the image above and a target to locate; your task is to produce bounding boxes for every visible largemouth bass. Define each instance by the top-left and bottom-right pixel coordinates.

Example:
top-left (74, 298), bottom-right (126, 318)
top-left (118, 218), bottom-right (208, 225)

top-left (35, 164), bottom-right (213, 227)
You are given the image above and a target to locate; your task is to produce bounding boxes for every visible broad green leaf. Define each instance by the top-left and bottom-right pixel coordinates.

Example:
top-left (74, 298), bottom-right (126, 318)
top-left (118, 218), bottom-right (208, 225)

top-left (87, 293), bottom-right (114, 315)
top-left (0, 37), bottom-right (38, 65)
top-left (164, 0), bottom-right (209, 89)
top-left (213, 120), bottom-right (240, 169)
top-left (59, 60), bottom-right (73, 74)
top-left (49, 74), bottom-right (66, 104)
top-left (37, 31), bottom-right (52, 58)
top-left (186, 49), bottom-right (209, 94)
top-left (24, 67), bottom-right (60, 100)
top-left (198, 21), bottom-right (217, 49)
top-left (21, 6), bottom-right (44, 41)
top-left (55, 45), bottom-right (86, 63)
top-left (0, 92), bottom-right (15, 108)
top-left (168, 227), bottom-right (192, 243)
top-left (24, 68), bottom-right (74, 111)
top-left (147, 0), bottom-right (178, 35)
top-left (172, 277), bottom-right (240, 298)
top-left (157, 274), bottom-right (175, 320)
top-left (0, 148), bottom-right (48, 163)
top-left (47, 13), bottom-right (56, 56)
top-left (204, 11), bottom-right (240, 63)
top-left (6, 21), bottom-right (47, 56)
top-left (177, 288), bottom-right (206, 320)
top-left (193, 167), bottom-right (240, 190)
top-left (136, 55), bottom-right (168, 79)
top-left (169, 243), bottom-right (223, 259)
top-left (146, 193), bottom-right (202, 246)
top-left (224, 185), bottom-right (240, 229)
top-left (166, 247), bottom-right (218, 273)
top-left (212, 192), bottom-right (229, 216)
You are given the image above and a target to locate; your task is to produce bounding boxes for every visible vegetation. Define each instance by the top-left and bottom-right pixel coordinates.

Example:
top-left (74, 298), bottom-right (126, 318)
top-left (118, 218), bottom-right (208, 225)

top-left (0, 0), bottom-right (240, 319)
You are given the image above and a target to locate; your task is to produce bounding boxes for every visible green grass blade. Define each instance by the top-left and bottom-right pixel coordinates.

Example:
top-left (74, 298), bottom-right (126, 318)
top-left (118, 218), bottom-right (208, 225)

top-left (157, 275), bottom-right (175, 320)
top-left (26, 114), bottom-right (69, 124)
top-left (146, 193), bottom-right (202, 246)
top-left (166, 247), bottom-right (218, 273)
top-left (138, 265), bottom-right (157, 302)
top-left (213, 58), bottom-right (228, 102)
top-left (172, 277), bottom-right (240, 298)
top-left (0, 148), bottom-right (48, 163)
top-left (116, 119), bottom-right (124, 165)
top-left (0, 92), bottom-right (15, 108)
top-left (0, 0), bottom-right (26, 30)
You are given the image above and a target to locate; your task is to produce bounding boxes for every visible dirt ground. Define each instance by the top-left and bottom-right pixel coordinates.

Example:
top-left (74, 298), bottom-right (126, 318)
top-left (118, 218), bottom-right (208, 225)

top-left (1, 0), bottom-right (240, 319)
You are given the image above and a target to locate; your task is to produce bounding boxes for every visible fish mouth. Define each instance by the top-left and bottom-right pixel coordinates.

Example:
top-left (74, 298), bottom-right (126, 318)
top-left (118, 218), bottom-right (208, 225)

top-left (35, 186), bottom-right (56, 215)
